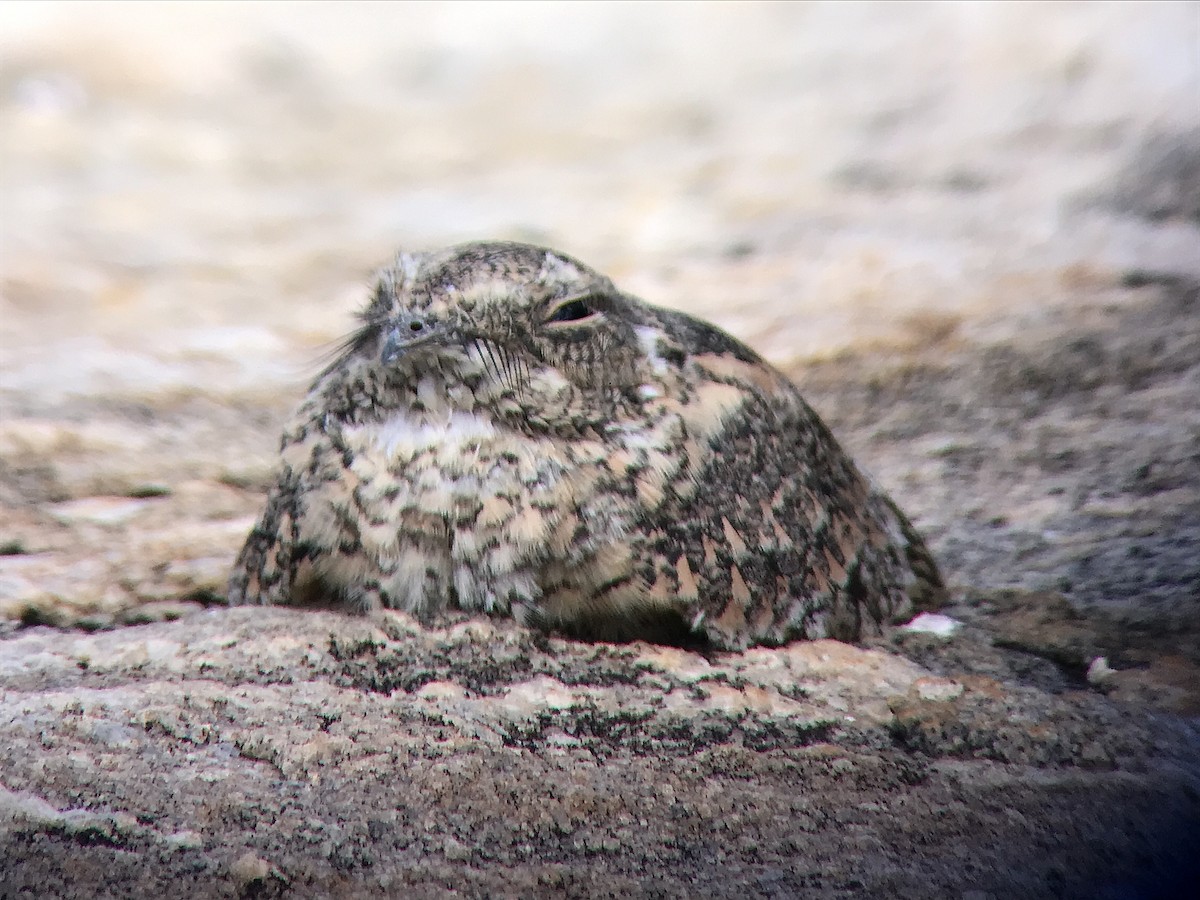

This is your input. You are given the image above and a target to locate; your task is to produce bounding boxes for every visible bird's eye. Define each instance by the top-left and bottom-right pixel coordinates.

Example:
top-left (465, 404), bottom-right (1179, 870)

top-left (545, 297), bottom-right (598, 324)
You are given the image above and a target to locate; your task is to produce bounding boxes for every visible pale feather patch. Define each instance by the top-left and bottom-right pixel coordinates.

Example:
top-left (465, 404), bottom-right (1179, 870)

top-left (507, 506), bottom-right (549, 548)
top-left (635, 326), bottom-right (670, 376)
top-left (368, 411), bottom-right (497, 462)
top-left (678, 379), bottom-right (744, 436)
top-left (538, 252), bottom-right (584, 285)
top-left (477, 495), bottom-right (513, 528)
top-left (451, 527), bottom-right (479, 560)
top-left (637, 383), bottom-right (662, 400)
top-left (722, 517), bottom-right (749, 555)
top-left (675, 554), bottom-right (699, 602)
top-left (730, 565), bottom-right (752, 605)
top-left (693, 352), bottom-right (788, 397)
top-left (392, 251), bottom-right (423, 292)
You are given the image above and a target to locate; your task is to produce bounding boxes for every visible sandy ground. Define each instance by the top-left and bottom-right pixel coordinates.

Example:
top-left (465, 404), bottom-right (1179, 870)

top-left (1, 3), bottom-right (1199, 898)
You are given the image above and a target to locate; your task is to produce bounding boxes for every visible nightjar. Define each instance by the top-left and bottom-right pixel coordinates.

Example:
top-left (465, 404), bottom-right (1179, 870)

top-left (228, 241), bottom-right (944, 649)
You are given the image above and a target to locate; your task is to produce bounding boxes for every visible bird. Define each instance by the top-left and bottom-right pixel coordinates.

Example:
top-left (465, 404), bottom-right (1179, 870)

top-left (228, 241), bottom-right (944, 650)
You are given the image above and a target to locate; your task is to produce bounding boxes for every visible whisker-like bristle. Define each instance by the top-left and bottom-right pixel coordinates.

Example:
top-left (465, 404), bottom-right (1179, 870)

top-left (312, 324), bottom-right (376, 379)
top-left (481, 339), bottom-right (503, 385)
top-left (471, 338), bottom-right (487, 377)
top-left (500, 346), bottom-right (516, 394)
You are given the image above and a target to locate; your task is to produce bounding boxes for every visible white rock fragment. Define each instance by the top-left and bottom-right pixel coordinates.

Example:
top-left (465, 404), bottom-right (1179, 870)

top-left (901, 612), bottom-right (963, 638)
top-left (1086, 656), bottom-right (1118, 686)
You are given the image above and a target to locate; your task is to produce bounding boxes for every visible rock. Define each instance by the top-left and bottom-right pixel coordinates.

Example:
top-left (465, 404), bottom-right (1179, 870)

top-left (1086, 656), bottom-right (1117, 687)
top-left (1, 609), bottom-right (1199, 897)
top-left (902, 612), bottom-right (963, 638)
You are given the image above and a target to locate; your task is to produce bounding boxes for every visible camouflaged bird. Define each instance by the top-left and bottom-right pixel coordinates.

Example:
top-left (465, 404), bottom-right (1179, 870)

top-left (229, 241), bottom-right (944, 649)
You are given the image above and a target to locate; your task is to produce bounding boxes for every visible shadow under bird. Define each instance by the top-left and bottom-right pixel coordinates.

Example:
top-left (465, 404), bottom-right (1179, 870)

top-left (229, 241), bottom-right (944, 649)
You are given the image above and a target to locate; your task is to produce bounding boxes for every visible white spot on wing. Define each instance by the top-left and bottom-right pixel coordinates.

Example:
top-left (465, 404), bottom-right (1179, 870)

top-left (638, 383), bottom-right (662, 400)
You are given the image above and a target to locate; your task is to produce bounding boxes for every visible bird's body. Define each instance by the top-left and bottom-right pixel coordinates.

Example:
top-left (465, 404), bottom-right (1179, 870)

top-left (229, 242), bottom-right (943, 649)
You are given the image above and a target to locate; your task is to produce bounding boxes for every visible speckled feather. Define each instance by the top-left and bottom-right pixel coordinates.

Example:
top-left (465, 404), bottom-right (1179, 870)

top-left (228, 241), bottom-right (944, 648)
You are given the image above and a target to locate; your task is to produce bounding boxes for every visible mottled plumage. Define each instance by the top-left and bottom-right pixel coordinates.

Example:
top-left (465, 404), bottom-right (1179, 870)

top-left (229, 241), bottom-right (944, 649)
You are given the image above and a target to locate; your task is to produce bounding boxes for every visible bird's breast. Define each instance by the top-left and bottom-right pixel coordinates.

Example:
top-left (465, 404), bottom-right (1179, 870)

top-left (308, 407), bottom-right (581, 613)
top-left (342, 408), bottom-right (565, 533)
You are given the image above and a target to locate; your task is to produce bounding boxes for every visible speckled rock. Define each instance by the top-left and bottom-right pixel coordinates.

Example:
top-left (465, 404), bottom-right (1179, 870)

top-left (2, 609), bottom-right (1199, 898)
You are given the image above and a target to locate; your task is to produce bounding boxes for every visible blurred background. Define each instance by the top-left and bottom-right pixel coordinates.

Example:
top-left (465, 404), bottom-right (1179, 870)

top-left (1, 1), bottom-right (1198, 625)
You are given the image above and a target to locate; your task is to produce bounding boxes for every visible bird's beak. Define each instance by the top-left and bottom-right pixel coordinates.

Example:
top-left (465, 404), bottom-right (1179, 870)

top-left (380, 315), bottom-right (450, 364)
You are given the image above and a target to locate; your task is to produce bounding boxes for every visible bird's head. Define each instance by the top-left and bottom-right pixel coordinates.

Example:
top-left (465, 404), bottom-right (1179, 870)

top-left (326, 242), bottom-right (681, 432)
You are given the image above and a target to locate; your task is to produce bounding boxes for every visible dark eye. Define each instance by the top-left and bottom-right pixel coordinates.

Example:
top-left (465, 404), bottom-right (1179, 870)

top-left (546, 298), bottom-right (598, 324)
